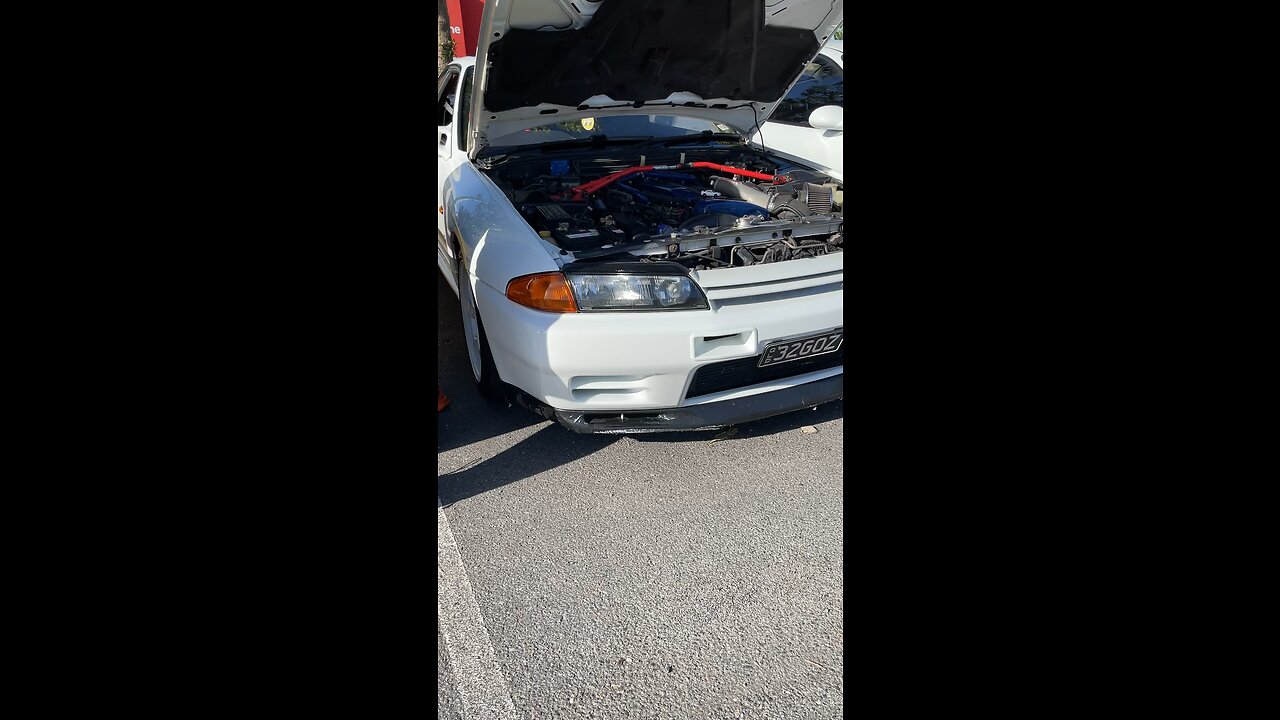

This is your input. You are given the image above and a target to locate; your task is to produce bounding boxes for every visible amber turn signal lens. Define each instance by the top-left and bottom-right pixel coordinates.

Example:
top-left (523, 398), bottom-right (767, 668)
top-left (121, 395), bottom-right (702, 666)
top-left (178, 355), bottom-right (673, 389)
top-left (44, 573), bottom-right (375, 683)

top-left (506, 272), bottom-right (578, 313)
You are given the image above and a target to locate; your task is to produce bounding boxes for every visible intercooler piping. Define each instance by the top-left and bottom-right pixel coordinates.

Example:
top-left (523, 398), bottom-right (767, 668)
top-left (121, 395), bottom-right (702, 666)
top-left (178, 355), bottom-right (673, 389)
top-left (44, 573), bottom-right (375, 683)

top-left (561, 162), bottom-right (782, 200)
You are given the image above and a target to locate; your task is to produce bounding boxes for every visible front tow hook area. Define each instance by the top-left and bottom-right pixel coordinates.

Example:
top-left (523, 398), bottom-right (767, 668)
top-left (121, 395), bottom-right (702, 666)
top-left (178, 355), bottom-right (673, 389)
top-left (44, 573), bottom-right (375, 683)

top-left (509, 375), bottom-right (843, 434)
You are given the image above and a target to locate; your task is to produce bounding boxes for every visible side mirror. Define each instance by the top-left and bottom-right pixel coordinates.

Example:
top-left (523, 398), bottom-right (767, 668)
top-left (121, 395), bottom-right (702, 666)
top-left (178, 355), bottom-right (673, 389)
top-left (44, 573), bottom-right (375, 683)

top-left (809, 105), bottom-right (843, 131)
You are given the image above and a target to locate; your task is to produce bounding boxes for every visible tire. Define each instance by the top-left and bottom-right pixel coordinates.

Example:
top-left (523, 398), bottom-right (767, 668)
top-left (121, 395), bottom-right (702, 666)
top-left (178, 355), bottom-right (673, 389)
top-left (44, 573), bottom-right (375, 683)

top-left (456, 250), bottom-right (505, 401)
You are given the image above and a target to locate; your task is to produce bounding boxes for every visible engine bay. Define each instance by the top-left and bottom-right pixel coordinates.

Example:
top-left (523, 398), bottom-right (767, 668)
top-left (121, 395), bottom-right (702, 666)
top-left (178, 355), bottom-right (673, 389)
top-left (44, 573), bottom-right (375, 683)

top-left (482, 148), bottom-right (844, 270)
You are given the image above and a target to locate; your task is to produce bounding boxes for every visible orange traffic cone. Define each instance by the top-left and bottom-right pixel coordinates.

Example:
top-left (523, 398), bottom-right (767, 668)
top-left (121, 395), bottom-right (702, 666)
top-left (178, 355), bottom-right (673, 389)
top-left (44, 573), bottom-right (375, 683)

top-left (438, 385), bottom-right (450, 412)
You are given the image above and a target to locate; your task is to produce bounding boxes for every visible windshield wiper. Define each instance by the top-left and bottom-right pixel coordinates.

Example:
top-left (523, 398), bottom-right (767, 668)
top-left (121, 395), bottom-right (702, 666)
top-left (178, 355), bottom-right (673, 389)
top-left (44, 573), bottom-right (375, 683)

top-left (536, 135), bottom-right (655, 153)
top-left (475, 154), bottom-right (509, 169)
top-left (645, 132), bottom-right (745, 147)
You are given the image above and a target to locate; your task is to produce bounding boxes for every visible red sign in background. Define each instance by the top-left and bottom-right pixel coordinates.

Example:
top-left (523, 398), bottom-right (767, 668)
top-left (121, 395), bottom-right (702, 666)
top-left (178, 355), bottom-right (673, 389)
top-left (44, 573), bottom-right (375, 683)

top-left (444, 0), bottom-right (486, 58)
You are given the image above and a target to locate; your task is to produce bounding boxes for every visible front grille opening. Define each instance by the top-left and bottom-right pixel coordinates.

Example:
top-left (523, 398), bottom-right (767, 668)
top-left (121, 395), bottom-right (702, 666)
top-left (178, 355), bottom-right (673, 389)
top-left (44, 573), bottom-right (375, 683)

top-left (687, 347), bottom-right (844, 399)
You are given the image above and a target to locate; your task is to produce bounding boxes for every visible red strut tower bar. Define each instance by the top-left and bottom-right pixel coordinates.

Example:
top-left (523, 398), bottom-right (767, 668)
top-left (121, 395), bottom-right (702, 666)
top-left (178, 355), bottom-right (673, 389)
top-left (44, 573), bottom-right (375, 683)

top-left (564, 162), bottom-right (782, 201)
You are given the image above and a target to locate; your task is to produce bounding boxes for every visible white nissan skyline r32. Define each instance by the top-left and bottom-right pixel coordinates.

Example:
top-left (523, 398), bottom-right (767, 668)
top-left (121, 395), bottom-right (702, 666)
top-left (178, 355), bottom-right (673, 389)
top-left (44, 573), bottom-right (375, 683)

top-left (438, 0), bottom-right (844, 433)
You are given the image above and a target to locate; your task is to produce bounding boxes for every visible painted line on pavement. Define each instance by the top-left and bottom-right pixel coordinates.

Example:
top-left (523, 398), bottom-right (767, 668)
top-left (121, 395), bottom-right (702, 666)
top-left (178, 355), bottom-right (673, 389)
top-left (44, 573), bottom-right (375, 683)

top-left (437, 498), bottom-right (517, 720)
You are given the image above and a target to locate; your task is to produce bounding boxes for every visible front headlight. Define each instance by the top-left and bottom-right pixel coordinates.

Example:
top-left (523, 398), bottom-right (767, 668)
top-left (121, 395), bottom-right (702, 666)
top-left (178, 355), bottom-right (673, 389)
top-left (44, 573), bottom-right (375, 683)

top-left (566, 273), bottom-right (709, 311)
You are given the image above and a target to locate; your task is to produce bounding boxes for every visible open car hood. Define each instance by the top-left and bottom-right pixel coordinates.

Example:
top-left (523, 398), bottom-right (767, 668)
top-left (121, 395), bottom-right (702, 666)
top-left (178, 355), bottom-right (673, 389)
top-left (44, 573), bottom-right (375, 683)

top-left (468, 0), bottom-right (844, 158)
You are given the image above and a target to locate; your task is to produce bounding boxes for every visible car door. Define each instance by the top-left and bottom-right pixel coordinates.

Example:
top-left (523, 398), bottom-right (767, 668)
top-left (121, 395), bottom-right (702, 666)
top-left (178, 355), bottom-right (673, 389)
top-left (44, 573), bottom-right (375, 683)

top-left (437, 65), bottom-right (462, 264)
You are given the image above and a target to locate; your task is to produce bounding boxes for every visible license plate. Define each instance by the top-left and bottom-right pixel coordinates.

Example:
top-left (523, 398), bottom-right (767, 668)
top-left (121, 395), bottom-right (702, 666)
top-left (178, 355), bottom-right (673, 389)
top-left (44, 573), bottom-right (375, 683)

top-left (758, 328), bottom-right (844, 367)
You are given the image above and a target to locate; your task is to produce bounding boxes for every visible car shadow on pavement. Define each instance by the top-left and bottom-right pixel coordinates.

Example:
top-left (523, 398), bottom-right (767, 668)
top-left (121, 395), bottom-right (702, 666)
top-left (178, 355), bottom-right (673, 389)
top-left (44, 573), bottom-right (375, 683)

top-left (438, 422), bottom-right (618, 506)
top-left (436, 393), bottom-right (546, 456)
top-left (437, 399), bottom-right (843, 506)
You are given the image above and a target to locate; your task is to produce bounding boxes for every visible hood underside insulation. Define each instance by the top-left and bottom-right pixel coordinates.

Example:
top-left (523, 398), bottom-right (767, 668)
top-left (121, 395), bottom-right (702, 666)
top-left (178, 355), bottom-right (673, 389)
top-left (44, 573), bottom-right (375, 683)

top-left (484, 0), bottom-right (821, 112)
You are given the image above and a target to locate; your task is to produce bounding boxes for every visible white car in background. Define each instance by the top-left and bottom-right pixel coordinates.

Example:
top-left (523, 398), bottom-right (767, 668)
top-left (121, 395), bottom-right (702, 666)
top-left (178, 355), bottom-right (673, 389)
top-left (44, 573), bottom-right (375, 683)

top-left (438, 0), bottom-right (844, 434)
top-left (752, 39), bottom-right (843, 181)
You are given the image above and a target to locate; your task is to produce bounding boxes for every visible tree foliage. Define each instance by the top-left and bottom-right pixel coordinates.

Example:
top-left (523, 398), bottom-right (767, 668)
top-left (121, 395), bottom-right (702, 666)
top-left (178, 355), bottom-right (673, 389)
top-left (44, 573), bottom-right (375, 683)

top-left (438, 0), bottom-right (450, 71)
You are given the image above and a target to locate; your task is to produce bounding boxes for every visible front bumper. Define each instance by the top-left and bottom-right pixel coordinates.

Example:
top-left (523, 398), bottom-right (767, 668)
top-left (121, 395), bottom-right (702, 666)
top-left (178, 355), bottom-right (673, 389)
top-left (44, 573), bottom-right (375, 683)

top-left (473, 254), bottom-right (844, 412)
top-left (514, 374), bottom-right (843, 434)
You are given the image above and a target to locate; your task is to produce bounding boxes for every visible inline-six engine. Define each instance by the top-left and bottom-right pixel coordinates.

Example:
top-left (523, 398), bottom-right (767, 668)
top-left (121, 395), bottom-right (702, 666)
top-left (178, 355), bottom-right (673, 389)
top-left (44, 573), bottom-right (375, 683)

top-left (489, 153), bottom-right (844, 270)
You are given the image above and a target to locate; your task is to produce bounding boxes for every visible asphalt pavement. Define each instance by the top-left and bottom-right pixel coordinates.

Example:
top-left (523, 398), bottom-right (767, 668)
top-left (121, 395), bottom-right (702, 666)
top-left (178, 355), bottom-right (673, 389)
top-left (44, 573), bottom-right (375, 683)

top-left (437, 270), bottom-right (844, 719)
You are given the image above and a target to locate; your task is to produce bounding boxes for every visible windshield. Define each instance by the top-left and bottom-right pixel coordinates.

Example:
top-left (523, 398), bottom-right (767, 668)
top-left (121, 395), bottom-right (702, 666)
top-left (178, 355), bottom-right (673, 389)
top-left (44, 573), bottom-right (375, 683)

top-left (488, 115), bottom-right (737, 148)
